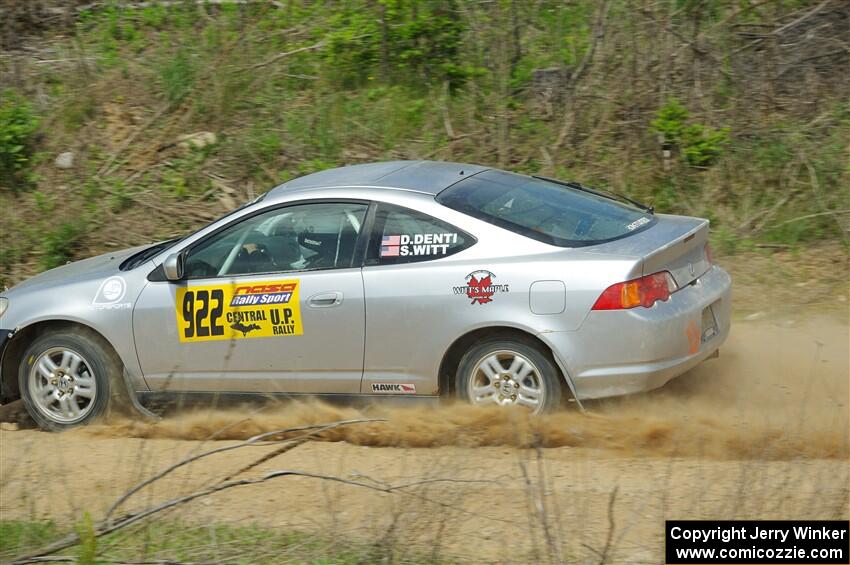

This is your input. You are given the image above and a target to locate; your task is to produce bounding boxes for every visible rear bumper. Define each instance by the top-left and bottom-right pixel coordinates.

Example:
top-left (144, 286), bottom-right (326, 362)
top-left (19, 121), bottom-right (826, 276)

top-left (541, 265), bottom-right (732, 400)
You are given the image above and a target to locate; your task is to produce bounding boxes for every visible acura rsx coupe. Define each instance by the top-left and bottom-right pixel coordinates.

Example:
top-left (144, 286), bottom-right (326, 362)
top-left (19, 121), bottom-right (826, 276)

top-left (0, 161), bottom-right (731, 430)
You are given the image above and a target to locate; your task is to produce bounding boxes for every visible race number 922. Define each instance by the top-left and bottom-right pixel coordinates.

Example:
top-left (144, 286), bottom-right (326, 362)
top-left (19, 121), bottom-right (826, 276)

top-left (175, 280), bottom-right (303, 343)
top-left (180, 288), bottom-right (225, 339)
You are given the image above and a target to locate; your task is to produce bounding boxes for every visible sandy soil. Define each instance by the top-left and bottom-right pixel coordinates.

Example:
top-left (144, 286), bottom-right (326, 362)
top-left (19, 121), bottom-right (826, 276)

top-left (1, 313), bottom-right (847, 562)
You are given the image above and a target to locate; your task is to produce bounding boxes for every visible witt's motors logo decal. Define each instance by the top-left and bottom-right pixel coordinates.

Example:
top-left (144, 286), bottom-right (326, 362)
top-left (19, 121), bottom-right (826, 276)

top-left (452, 270), bottom-right (509, 305)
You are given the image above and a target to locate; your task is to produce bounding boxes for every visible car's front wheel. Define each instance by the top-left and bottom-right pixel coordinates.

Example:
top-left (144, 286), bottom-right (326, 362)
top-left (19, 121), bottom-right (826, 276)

top-left (18, 328), bottom-right (121, 431)
top-left (455, 338), bottom-right (562, 414)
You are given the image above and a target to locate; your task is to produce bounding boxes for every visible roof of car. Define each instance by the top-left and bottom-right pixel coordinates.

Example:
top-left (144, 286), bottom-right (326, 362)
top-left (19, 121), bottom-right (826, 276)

top-left (268, 160), bottom-right (490, 196)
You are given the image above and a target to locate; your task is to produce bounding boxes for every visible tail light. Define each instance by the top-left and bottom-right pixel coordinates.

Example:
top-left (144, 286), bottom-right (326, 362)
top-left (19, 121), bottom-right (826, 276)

top-left (592, 272), bottom-right (678, 310)
top-left (704, 243), bottom-right (713, 265)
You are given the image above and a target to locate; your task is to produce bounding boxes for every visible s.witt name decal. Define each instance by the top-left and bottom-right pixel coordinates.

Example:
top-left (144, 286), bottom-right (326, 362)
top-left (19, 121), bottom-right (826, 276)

top-left (380, 233), bottom-right (459, 257)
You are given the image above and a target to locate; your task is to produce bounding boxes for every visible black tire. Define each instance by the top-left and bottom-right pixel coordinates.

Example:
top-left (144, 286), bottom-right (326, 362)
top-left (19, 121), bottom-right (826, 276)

top-left (455, 337), bottom-right (562, 414)
top-left (18, 328), bottom-right (124, 431)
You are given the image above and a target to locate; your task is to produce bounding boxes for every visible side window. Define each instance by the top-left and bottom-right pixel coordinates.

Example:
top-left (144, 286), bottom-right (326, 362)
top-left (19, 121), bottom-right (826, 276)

top-left (366, 204), bottom-right (473, 266)
top-left (184, 202), bottom-right (368, 278)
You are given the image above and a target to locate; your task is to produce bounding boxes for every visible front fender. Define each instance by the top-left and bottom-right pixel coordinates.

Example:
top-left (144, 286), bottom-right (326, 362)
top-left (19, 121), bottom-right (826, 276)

top-left (0, 271), bottom-right (151, 391)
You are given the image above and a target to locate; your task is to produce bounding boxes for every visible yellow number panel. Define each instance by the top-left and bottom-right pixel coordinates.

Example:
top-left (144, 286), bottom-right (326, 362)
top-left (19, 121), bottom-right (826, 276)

top-left (175, 279), bottom-right (303, 343)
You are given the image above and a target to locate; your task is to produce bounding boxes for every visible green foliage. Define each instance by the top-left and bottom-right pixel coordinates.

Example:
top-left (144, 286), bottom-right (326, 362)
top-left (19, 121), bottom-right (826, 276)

top-left (651, 99), bottom-right (729, 167)
top-left (681, 124), bottom-right (731, 167)
top-left (32, 191), bottom-right (53, 214)
top-left (75, 513), bottom-right (97, 565)
top-left (41, 221), bottom-right (86, 270)
top-left (62, 95), bottom-right (97, 132)
top-left (650, 99), bottom-right (689, 145)
top-left (140, 5), bottom-right (168, 29)
top-left (0, 520), bottom-right (444, 563)
top-left (322, 0), bottom-right (468, 87)
top-left (0, 90), bottom-right (40, 191)
top-left (107, 179), bottom-right (133, 212)
top-left (0, 520), bottom-right (58, 554)
top-left (161, 169), bottom-right (189, 198)
top-left (159, 47), bottom-right (196, 103)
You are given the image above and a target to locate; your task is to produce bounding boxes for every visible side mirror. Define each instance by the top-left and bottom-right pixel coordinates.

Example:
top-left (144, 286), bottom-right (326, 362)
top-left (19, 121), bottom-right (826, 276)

top-left (163, 252), bottom-right (185, 282)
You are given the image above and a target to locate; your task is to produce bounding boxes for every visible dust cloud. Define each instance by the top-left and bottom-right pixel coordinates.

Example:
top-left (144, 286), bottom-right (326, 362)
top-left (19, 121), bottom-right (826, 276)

top-left (86, 317), bottom-right (848, 460)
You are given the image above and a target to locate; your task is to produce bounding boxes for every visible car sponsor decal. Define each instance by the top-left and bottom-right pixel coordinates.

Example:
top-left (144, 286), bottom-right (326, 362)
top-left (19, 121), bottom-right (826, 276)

top-left (626, 216), bottom-right (651, 231)
top-left (452, 270), bottom-right (509, 305)
top-left (370, 383), bottom-right (416, 394)
top-left (175, 279), bottom-right (303, 342)
top-left (92, 276), bottom-right (132, 310)
top-left (380, 233), bottom-right (458, 257)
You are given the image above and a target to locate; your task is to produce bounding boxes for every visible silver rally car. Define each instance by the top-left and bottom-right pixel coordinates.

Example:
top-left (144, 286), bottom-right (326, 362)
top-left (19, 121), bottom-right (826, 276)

top-left (0, 161), bottom-right (731, 430)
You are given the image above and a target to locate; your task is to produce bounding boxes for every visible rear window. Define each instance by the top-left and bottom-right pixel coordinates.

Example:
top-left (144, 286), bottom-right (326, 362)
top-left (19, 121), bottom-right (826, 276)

top-left (436, 170), bottom-right (655, 247)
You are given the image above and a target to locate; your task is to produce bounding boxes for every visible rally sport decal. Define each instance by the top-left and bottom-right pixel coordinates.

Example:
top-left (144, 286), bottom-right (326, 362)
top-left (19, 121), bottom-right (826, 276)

top-left (175, 280), bottom-right (303, 343)
top-left (452, 270), bottom-right (509, 305)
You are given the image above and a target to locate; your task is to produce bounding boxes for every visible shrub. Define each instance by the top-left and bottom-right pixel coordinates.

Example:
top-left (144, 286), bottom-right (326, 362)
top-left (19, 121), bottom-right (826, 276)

top-left (651, 99), bottom-right (729, 167)
top-left (0, 90), bottom-right (39, 191)
top-left (681, 123), bottom-right (731, 167)
top-left (322, 0), bottom-right (468, 87)
top-left (41, 222), bottom-right (85, 270)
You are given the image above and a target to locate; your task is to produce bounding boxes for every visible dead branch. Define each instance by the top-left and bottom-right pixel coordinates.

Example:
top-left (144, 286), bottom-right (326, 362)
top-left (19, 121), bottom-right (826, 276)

top-left (104, 418), bottom-right (384, 522)
top-left (34, 0), bottom-right (284, 14)
top-left (11, 558), bottom-right (76, 564)
top-left (246, 41), bottom-right (327, 71)
top-left (598, 485), bottom-right (619, 564)
top-left (773, 0), bottom-right (833, 36)
top-left (551, 0), bottom-right (612, 153)
top-left (770, 209), bottom-right (850, 229)
top-left (535, 444), bottom-right (564, 564)
top-left (14, 469), bottom-right (504, 564)
top-left (754, 243), bottom-right (791, 250)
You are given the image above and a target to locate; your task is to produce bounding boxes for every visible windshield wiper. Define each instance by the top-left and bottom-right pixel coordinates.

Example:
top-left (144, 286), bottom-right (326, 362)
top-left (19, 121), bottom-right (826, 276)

top-left (533, 175), bottom-right (654, 215)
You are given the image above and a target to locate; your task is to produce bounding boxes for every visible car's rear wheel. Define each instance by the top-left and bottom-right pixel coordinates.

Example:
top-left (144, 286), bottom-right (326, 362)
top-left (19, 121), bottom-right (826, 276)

top-left (18, 329), bottom-right (121, 431)
top-left (455, 338), bottom-right (562, 414)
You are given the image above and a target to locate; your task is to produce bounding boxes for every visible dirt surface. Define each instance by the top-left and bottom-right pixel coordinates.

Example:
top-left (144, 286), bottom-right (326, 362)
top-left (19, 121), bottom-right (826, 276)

top-left (1, 314), bottom-right (848, 562)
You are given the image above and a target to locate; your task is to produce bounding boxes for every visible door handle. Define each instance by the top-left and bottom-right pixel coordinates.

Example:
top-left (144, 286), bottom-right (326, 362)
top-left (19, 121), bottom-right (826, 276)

top-left (308, 291), bottom-right (343, 308)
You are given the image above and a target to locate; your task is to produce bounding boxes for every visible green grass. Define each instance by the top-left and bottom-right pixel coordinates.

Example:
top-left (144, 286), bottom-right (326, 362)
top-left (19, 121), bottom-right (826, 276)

top-left (0, 520), bottom-right (443, 564)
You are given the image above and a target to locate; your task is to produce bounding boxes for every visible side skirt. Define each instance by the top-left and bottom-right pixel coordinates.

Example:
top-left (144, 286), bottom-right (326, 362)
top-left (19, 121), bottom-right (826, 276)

top-left (136, 391), bottom-right (441, 414)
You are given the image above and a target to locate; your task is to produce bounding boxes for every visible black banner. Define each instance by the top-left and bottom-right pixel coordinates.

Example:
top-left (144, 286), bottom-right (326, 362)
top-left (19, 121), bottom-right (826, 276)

top-left (666, 520), bottom-right (849, 564)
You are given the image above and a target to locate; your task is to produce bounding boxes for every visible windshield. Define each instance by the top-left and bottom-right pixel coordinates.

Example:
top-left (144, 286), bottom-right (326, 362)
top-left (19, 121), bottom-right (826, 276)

top-left (436, 170), bottom-right (655, 247)
top-left (119, 193), bottom-right (268, 271)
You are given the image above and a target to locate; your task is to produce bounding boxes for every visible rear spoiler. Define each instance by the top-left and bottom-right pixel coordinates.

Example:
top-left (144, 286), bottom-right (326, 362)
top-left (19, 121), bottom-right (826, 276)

top-left (642, 218), bottom-right (710, 287)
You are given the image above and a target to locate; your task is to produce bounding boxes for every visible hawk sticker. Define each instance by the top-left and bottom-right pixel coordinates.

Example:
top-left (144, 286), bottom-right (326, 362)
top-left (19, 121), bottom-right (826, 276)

top-left (175, 279), bottom-right (303, 343)
top-left (370, 383), bottom-right (416, 394)
top-left (452, 270), bottom-right (510, 305)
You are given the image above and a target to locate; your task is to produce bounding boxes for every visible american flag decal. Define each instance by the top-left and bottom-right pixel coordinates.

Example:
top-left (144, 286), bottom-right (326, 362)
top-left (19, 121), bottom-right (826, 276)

top-left (380, 234), bottom-right (401, 257)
